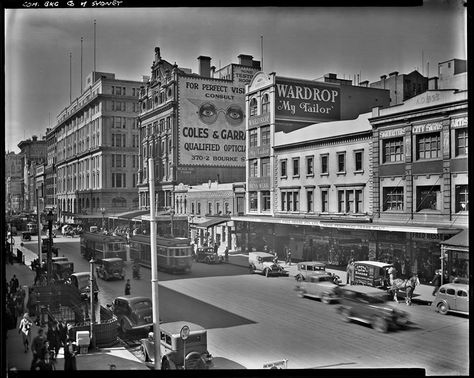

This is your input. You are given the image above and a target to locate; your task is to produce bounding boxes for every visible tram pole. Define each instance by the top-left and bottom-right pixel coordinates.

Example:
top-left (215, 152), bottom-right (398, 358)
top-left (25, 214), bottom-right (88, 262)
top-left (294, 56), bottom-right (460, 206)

top-left (149, 158), bottom-right (161, 370)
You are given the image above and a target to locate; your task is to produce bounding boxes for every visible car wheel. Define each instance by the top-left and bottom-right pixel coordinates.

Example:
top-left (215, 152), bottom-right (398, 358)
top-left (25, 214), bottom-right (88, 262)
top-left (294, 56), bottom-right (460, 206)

top-left (372, 316), bottom-right (389, 333)
top-left (321, 294), bottom-right (331, 304)
top-left (205, 257), bottom-right (211, 264)
top-left (437, 302), bottom-right (449, 315)
top-left (341, 307), bottom-right (351, 322)
top-left (161, 358), bottom-right (170, 370)
top-left (185, 352), bottom-right (205, 370)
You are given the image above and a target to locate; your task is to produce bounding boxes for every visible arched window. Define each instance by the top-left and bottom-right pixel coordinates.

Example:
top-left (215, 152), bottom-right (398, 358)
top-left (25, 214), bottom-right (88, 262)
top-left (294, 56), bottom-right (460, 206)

top-left (261, 93), bottom-right (270, 114)
top-left (250, 98), bottom-right (258, 116)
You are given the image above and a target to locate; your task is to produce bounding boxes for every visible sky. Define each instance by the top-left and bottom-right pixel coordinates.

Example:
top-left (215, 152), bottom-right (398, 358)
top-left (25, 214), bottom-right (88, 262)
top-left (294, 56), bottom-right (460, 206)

top-left (4, 1), bottom-right (467, 153)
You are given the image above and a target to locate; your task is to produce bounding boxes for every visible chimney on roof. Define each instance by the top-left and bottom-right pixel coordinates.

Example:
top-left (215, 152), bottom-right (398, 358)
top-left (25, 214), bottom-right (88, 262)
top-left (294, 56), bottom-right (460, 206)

top-left (428, 77), bottom-right (439, 90)
top-left (252, 60), bottom-right (261, 70)
top-left (324, 73), bottom-right (337, 79)
top-left (154, 47), bottom-right (161, 62)
top-left (380, 75), bottom-right (387, 80)
top-left (198, 56), bottom-right (211, 77)
top-left (238, 54), bottom-right (253, 67)
top-left (359, 80), bottom-right (369, 87)
top-left (389, 71), bottom-right (399, 77)
top-left (32, 135), bottom-right (38, 141)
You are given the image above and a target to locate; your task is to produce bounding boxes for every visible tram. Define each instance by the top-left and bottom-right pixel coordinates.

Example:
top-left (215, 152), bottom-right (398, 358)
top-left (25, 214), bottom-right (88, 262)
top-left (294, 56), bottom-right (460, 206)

top-left (129, 234), bottom-right (193, 274)
top-left (80, 231), bottom-right (128, 262)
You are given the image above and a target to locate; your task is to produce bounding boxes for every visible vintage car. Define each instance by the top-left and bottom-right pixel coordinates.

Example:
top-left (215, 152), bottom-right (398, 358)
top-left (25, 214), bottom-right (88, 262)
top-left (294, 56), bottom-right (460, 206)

top-left (431, 283), bottom-right (469, 316)
top-left (21, 231), bottom-right (32, 241)
top-left (140, 321), bottom-right (213, 370)
top-left (352, 261), bottom-right (394, 289)
top-left (294, 261), bottom-right (327, 281)
top-left (69, 272), bottom-right (99, 301)
top-left (96, 257), bottom-right (125, 281)
top-left (295, 271), bottom-right (341, 304)
top-left (248, 251), bottom-right (289, 277)
top-left (337, 285), bottom-right (409, 333)
top-left (195, 247), bottom-right (223, 264)
top-left (52, 260), bottom-right (74, 281)
top-left (110, 296), bottom-right (153, 334)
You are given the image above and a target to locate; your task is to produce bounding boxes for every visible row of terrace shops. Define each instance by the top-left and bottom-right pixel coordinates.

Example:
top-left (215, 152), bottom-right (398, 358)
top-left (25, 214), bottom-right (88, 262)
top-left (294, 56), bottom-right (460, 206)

top-left (231, 216), bottom-right (468, 284)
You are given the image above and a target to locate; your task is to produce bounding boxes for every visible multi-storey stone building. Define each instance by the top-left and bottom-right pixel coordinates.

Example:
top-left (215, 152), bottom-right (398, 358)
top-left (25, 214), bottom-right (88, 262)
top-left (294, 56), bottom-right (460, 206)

top-left (48, 71), bottom-right (143, 224)
top-left (5, 151), bottom-right (24, 213)
top-left (137, 47), bottom-right (260, 212)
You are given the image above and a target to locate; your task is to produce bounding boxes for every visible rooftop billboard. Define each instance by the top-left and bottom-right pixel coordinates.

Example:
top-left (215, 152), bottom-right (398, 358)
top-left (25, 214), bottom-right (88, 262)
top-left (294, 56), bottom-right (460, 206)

top-left (275, 78), bottom-right (341, 122)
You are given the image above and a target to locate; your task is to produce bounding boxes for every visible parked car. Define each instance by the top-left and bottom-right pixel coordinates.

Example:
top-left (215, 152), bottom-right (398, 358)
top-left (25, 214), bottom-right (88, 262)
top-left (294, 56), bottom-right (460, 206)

top-left (52, 261), bottom-right (74, 281)
top-left (109, 296), bottom-right (153, 334)
top-left (431, 283), bottom-right (469, 316)
top-left (140, 321), bottom-right (213, 370)
top-left (294, 261), bottom-right (327, 281)
top-left (352, 261), bottom-right (394, 289)
top-left (21, 231), bottom-right (32, 241)
top-left (336, 285), bottom-right (409, 333)
top-left (295, 271), bottom-right (341, 304)
top-left (69, 272), bottom-right (99, 301)
top-left (96, 257), bottom-right (125, 281)
top-left (248, 251), bottom-right (289, 277)
top-left (195, 247), bottom-right (223, 264)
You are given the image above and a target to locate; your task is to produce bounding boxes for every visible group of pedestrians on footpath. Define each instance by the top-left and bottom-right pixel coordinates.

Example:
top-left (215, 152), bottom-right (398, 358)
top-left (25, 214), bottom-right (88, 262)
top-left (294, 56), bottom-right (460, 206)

top-left (5, 275), bottom-right (25, 332)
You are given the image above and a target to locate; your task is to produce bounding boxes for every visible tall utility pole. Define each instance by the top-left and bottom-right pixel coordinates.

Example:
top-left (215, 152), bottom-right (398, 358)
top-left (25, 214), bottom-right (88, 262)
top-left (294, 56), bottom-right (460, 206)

top-left (46, 210), bottom-right (53, 285)
top-left (149, 158), bottom-right (161, 369)
top-left (36, 187), bottom-right (42, 262)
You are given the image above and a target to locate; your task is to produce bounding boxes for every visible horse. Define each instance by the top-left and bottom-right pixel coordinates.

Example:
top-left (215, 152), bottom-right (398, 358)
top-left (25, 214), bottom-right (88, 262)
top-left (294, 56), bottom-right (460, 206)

top-left (388, 275), bottom-right (420, 305)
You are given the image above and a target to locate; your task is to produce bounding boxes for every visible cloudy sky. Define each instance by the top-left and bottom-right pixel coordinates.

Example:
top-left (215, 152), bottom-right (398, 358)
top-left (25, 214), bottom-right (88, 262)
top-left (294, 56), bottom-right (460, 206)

top-left (4, 1), bottom-right (466, 153)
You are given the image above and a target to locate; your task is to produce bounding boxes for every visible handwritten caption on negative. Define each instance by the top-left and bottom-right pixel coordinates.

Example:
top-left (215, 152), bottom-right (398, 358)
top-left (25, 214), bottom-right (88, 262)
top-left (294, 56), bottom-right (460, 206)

top-left (23, 1), bottom-right (123, 7)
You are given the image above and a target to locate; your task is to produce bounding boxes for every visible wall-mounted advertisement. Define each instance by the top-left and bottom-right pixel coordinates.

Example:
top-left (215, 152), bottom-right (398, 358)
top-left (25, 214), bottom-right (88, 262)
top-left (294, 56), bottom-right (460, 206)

top-left (178, 76), bottom-right (247, 167)
top-left (233, 65), bottom-right (257, 85)
top-left (275, 78), bottom-right (341, 122)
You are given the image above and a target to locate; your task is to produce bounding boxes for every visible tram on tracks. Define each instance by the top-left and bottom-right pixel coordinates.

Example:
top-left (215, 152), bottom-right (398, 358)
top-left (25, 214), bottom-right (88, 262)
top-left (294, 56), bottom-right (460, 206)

top-left (80, 231), bottom-right (128, 262)
top-left (129, 234), bottom-right (193, 274)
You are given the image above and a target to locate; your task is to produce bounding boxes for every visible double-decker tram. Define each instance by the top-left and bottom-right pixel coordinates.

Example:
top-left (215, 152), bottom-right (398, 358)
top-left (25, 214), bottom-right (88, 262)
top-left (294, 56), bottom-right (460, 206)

top-left (129, 234), bottom-right (193, 274)
top-left (80, 231), bottom-right (128, 262)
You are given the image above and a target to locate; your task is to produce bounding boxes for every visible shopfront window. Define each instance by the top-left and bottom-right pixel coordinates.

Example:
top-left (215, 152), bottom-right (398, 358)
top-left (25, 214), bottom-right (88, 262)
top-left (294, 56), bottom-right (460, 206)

top-left (416, 185), bottom-right (441, 211)
top-left (249, 192), bottom-right (258, 211)
top-left (383, 187), bottom-right (404, 211)
top-left (455, 185), bottom-right (468, 212)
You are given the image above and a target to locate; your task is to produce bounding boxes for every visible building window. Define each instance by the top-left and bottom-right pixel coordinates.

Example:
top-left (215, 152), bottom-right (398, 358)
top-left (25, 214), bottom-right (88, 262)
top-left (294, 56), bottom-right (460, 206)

top-left (112, 173), bottom-right (126, 188)
top-left (281, 191), bottom-right (299, 212)
top-left (261, 158), bottom-right (270, 177)
top-left (383, 137), bottom-right (404, 163)
top-left (292, 158), bottom-right (300, 177)
top-left (197, 202), bottom-right (201, 215)
top-left (337, 189), bottom-right (364, 213)
top-left (383, 187), bottom-right (404, 211)
top-left (417, 132), bottom-right (441, 160)
top-left (262, 191), bottom-right (271, 211)
top-left (455, 185), bottom-right (469, 212)
top-left (191, 203), bottom-right (195, 214)
top-left (250, 98), bottom-right (258, 116)
top-left (208, 202), bottom-right (212, 215)
top-left (455, 129), bottom-right (468, 157)
top-left (321, 190), bottom-right (329, 212)
top-left (337, 152), bottom-right (346, 173)
top-left (320, 154), bottom-right (329, 174)
top-left (354, 150), bottom-right (363, 171)
top-left (280, 160), bottom-right (287, 178)
top-left (306, 156), bottom-right (314, 175)
top-left (216, 202), bottom-right (221, 215)
top-left (249, 129), bottom-right (258, 148)
top-left (416, 185), bottom-right (441, 211)
top-left (249, 159), bottom-right (258, 177)
top-left (307, 190), bottom-right (314, 212)
top-left (261, 126), bottom-right (270, 146)
top-left (261, 93), bottom-right (270, 114)
top-left (249, 192), bottom-right (258, 211)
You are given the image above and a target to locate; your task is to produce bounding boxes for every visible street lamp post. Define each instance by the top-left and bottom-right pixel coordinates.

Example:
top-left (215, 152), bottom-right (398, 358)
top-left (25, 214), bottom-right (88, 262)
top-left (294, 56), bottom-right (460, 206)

top-left (100, 208), bottom-right (106, 231)
top-left (46, 210), bottom-right (54, 285)
top-left (89, 257), bottom-right (96, 350)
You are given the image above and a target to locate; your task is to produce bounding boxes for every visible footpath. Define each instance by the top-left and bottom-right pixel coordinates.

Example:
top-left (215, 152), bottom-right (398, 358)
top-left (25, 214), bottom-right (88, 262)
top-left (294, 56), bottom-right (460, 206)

top-left (5, 236), bottom-right (148, 371)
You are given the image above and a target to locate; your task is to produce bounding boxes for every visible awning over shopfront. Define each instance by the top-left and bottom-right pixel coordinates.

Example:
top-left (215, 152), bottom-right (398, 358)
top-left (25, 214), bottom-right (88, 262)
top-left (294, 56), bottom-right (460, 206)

top-left (440, 229), bottom-right (468, 252)
top-left (231, 215), bottom-right (461, 235)
top-left (109, 210), bottom-right (149, 221)
top-left (193, 217), bottom-right (230, 229)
